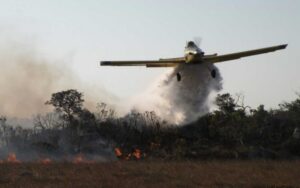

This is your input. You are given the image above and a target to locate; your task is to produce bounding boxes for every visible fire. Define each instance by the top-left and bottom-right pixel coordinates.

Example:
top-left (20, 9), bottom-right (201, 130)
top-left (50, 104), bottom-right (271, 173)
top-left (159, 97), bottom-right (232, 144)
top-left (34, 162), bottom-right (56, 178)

top-left (39, 158), bottom-right (52, 165)
top-left (72, 154), bottom-right (94, 164)
top-left (132, 149), bottom-right (141, 159)
top-left (114, 147), bottom-right (144, 160)
top-left (7, 153), bottom-right (21, 163)
top-left (73, 154), bottom-right (84, 164)
top-left (114, 148), bottom-right (122, 158)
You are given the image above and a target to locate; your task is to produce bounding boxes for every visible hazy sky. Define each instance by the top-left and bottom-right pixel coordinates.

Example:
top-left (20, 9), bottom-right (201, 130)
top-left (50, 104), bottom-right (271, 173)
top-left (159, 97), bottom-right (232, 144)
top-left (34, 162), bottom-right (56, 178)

top-left (0, 0), bottom-right (299, 109)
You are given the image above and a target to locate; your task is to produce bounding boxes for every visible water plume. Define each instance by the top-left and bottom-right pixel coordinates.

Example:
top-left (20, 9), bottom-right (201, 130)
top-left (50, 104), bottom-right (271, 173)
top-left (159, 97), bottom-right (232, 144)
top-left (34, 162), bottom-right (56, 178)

top-left (133, 63), bottom-right (223, 125)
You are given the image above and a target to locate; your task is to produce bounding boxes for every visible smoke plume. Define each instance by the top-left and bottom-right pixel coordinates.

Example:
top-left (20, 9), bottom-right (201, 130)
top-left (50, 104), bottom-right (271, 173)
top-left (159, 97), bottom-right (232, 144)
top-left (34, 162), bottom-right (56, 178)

top-left (0, 31), bottom-right (222, 127)
top-left (0, 35), bottom-right (112, 118)
top-left (133, 63), bottom-right (223, 125)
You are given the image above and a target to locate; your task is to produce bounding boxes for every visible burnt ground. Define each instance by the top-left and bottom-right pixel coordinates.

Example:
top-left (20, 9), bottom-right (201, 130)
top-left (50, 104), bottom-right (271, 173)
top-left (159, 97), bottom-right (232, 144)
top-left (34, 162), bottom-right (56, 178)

top-left (0, 160), bottom-right (299, 188)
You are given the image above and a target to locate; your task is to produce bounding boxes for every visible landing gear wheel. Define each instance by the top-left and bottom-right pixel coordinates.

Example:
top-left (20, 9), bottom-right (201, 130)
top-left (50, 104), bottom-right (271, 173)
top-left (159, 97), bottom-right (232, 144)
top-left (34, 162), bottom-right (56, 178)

top-left (176, 72), bottom-right (181, 82)
top-left (211, 69), bottom-right (216, 78)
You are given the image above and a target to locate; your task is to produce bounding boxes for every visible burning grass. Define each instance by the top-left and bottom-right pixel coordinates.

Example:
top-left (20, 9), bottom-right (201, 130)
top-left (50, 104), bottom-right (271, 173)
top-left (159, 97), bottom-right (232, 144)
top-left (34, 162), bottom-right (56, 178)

top-left (115, 147), bottom-right (145, 160)
top-left (0, 160), bottom-right (299, 188)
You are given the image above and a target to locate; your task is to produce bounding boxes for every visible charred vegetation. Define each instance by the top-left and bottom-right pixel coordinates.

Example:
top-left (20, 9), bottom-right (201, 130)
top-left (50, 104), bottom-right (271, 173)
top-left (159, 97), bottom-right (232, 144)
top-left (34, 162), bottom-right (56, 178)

top-left (0, 90), bottom-right (300, 161)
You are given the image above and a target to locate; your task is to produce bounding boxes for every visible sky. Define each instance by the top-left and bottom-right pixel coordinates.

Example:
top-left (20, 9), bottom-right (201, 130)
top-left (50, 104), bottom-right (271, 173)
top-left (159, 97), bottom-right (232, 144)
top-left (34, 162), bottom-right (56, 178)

top-left (0, 0), bottom-right (299, 109)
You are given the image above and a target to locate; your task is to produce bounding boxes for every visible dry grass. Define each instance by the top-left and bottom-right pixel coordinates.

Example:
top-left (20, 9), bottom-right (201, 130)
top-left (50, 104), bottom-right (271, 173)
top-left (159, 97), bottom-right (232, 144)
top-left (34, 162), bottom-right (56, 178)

top-left (0, 160), bottom-right (299, 188)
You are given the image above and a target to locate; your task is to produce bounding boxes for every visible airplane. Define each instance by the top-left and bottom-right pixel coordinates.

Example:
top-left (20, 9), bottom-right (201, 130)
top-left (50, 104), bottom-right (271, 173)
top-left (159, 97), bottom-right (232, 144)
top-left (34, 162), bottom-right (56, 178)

top-left (100, 41), bottom-right (287, 81)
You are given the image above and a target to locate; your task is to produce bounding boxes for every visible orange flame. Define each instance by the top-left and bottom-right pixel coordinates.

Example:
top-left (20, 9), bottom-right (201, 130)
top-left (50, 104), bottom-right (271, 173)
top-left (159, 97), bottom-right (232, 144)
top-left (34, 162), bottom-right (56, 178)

top-left (132, 149), bottom-right (141, 160)
top-left (72, 154), bottom-right (94, 164)
top-left (39, 158), bottom-right (51, 165)
top-left (73, 154), bottom-right (84, 164)
top-left (7, 153), bottom-right (21, 163)
top-left (114, 148), bottom-right (122, 158)
top-left (115, 147), bottom-right (144, 160)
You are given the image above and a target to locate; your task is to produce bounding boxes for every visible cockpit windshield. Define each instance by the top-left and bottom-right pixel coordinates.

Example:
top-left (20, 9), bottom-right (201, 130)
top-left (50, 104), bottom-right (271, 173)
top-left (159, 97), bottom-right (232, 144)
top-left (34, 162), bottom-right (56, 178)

top-left (187, 41), bottom-right (195, 47)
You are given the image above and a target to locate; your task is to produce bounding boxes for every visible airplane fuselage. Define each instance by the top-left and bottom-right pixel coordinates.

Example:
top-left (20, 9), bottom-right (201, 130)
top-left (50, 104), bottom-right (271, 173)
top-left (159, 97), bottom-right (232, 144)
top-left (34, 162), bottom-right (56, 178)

top-left (184, 41), bottom-right (204, 63)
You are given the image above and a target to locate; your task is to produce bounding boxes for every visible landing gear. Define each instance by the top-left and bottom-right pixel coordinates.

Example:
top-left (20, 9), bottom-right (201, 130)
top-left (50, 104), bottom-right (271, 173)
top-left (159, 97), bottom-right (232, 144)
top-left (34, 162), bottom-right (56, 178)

top-left (176, 72), bottom-right (181, 82)
top-left (176, 69), bottom-right (216, 82)
top-left (211, 69), bottom-right (216, 78)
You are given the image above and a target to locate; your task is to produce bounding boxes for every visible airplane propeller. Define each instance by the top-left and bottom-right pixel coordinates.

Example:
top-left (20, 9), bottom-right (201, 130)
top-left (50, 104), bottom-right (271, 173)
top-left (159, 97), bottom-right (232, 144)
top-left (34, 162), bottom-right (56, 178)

top-left (193, 37), bottom-right (202, 47)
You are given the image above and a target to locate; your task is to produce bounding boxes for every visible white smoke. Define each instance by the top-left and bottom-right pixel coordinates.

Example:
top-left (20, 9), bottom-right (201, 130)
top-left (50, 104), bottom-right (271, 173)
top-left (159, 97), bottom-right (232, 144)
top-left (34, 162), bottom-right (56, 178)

top-left (133, 63), bottom-right (223, 125)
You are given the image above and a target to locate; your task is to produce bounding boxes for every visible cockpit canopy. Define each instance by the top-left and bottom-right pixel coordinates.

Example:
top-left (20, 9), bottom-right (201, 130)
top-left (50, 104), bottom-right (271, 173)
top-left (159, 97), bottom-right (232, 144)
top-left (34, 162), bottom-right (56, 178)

top-left (186, 41), bottom-right (196, 47)
top-left (185, 41), bottom-right (203, 56)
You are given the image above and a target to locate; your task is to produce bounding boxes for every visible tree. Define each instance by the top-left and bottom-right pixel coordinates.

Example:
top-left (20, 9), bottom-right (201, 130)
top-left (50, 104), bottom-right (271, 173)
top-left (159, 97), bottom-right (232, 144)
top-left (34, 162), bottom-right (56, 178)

top-left (279, 93), bottom-right (300, 124)
top-left (215, 93), bottom-right (236, 114)
top-left (33, 113), bottom-right (62, 130)
top-left (45, 89), bottom-right (84, 125)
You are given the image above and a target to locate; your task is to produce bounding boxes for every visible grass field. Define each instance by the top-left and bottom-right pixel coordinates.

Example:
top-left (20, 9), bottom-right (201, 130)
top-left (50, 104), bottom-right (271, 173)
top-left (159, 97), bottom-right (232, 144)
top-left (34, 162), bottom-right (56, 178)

top-left (0, 160), bottom-right (299, 188)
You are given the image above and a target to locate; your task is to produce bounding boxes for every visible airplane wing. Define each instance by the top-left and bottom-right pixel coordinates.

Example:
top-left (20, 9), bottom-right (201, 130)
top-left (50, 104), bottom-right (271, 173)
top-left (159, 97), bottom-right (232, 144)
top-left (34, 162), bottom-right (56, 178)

top-left (203, 44), bottom-right (287, 63)
top-left (101, 58), bottom-right (185, 67)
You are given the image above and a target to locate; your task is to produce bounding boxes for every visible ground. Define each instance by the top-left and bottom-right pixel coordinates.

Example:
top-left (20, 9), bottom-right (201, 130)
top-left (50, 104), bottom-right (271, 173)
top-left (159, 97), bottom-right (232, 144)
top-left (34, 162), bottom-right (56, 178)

top-left (0, 160), bottom-right (299, 188)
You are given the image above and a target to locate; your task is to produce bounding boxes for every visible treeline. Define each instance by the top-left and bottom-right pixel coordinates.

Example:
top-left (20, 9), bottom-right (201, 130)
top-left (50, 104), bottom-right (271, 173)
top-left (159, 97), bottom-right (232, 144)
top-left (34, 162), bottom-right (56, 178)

top-left (0, 89), bottom-right (300, 160)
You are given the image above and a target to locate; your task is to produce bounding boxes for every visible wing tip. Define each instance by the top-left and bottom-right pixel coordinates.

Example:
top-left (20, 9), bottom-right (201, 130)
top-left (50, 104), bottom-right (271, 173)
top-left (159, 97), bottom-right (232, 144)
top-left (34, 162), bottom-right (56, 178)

top-left (100, 61), bottom-right (111, 66)
top-left (280, 44), bottom-right (288, 49)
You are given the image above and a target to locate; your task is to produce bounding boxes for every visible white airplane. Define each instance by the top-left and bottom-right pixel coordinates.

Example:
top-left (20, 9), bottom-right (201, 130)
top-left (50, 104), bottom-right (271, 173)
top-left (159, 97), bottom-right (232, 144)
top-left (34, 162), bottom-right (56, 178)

top-left (101, 41), bottom-right (287, 81)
